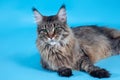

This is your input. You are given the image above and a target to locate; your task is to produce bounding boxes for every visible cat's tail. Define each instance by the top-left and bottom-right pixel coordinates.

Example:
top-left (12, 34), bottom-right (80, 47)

top-left (111, 37), bottom-right (120, 55)
top-left (97, 27), bottom-right (120, 55)
top-left (95, 26), bottom-right (120, 39)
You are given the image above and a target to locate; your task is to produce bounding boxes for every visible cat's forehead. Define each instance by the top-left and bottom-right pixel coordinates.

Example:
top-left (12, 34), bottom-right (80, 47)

top-left (37, 22), bottom-right (56, 31)
top-left (38, 21), bottom-right (63, 29)
top-left (43, 15), bottom-right (58, 22)
top-left (40, 21), bottom-right (57, 27)
top-left (37, 15), bottom-right (65, 30)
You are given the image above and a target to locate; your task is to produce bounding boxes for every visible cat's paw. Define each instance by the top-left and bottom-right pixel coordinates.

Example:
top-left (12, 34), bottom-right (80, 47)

top-left (58, 67), bottom-right (73, 77)
top-left (90, 69), bottom-right (111, 78)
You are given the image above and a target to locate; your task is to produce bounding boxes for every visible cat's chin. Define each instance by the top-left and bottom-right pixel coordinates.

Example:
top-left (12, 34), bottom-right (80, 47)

top-left (49, 41), bottom-right (60, 46)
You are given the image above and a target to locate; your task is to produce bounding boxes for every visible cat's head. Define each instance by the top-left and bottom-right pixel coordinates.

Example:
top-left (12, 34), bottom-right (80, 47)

top-left (33, 5), bottom-right (71, 46)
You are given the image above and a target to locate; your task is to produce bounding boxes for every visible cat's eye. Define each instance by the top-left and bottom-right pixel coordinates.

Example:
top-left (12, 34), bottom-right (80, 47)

top-left (54, 27), bottom-right (64, 34)
top-left (39, 29), bottom-right (48, 34)
top-left (54, 27), bottom-right (63, 31)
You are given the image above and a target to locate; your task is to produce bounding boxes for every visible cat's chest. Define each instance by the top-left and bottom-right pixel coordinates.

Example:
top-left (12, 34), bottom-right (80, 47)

top-left (45, 45), bottom-right (66, 56)
top-left (41, 45), bottom-right (73, 69)
top-left (42, 45), bottom-right (72, 61)
top-left (41, 45), bottom-right (63, 59)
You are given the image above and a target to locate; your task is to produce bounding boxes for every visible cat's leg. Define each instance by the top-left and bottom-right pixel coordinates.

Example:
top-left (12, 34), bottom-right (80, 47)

top-left (41, 59), bottom-right (73, 77)
top-left (79, 56), bottom-right (111, 78)
top-left (57, 67), bottom-right (72, 77)
top-left (41, 59), bottom-right (52, 71)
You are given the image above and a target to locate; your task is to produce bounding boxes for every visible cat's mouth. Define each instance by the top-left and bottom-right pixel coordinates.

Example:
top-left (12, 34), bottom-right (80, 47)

top-left (47, 38), bottom-right (59, 46)
top-left (49, 41), bottom-right (58, 45)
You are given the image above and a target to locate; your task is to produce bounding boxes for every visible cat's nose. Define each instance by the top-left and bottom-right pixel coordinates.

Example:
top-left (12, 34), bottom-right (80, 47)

top-left (48, 33), bottom-right (55, 39)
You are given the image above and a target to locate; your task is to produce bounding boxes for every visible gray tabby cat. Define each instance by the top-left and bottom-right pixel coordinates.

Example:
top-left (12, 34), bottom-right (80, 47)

top-left (32, 5), bottom-right (120, 78)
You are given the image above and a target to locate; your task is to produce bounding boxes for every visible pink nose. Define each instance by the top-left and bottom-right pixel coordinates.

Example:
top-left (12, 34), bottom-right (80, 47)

top-left (48, 33), bottom-right (55, 39)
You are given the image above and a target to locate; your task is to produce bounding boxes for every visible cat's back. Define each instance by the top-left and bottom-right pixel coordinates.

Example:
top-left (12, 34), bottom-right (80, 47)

top-left (72, 25), bottom-right (112, 63)
top-left (72, 25), bottom-right (106, 45)
top-left (72, 25), bottom-right (102, 39)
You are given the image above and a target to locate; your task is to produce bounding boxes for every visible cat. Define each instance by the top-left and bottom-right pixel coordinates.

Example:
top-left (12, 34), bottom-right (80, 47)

top-left (32, 5), bottom-right (120, 78)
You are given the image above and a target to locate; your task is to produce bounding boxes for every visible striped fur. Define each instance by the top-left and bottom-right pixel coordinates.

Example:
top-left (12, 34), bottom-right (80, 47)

top-left (33, 5), bottom-right (120, 78)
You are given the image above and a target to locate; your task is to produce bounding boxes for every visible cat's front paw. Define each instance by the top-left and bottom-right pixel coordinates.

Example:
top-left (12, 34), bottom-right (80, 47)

top-left (90, 69), bottom-right (111, 78)
top-left (58, 67), bottom-right (72, 77)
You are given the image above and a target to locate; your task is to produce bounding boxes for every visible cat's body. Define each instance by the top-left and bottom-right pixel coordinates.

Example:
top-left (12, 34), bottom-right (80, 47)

top-left (33, 5), bottom-right (120, 78)
top-left (72, 25), bottom-right (120, 63)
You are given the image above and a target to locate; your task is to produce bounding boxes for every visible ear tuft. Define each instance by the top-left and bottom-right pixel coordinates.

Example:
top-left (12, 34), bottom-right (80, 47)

top-left (60, 4), bottom-right (66, 9)
top-left (32, 7), bottom-right (43, 24)
top-left (57, 4), bottom-right (67, 23)
top-left (32, 7), bottom-right (37, 11)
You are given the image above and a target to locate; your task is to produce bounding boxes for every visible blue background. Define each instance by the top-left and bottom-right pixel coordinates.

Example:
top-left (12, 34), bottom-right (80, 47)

top-left (0, 0), bottom-right (120, 80)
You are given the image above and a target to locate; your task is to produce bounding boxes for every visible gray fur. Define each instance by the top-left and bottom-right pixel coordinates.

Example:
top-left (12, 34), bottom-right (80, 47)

top-left (33, 5), bottom-right (120, 78)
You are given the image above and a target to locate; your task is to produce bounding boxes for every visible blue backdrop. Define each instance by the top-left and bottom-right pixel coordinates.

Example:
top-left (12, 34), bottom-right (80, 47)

top-left (0, 0), bottom-right (120, 80)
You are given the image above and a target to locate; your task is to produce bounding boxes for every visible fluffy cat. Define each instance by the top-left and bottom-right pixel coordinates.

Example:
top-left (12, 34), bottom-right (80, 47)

top-left (32, 5), bottom-right (120, 78)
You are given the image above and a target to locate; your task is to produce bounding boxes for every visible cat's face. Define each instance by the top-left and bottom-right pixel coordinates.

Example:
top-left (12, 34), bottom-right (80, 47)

top-left (33, 5), bottom-right (70, 46)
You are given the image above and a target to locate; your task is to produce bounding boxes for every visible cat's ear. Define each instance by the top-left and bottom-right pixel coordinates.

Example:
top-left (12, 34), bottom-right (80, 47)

top-left (57, 5), bottom-right (67, 23)
top-left (32, 7), bottom-right (43, 24)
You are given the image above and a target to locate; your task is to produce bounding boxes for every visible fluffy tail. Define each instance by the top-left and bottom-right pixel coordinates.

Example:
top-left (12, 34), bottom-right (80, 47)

top-left (98, 26), bottom-right (120, 55)
top-left (111, 37), bottom-right (120, 55)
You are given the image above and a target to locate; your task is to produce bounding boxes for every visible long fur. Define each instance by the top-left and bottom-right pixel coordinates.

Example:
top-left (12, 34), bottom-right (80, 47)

top-left (33, 5), bottom-right (120, 78)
